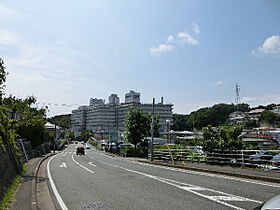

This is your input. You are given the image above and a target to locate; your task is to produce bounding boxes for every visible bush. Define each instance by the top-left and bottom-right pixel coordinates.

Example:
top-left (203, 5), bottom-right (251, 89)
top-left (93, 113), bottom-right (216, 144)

top-left (122, 147), bottom-right (147, 157)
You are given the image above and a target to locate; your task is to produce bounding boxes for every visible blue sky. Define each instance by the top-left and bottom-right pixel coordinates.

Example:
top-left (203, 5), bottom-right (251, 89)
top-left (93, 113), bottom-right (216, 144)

top-left (0, 0), bottom-right (280, 116)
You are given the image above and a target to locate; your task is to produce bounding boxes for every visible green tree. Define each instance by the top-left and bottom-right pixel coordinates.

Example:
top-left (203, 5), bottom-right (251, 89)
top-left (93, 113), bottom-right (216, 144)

top-left (78, 130), bottom-right (94, 142)
top-left (259, 110), bottom-right (280, 127)
top-left (171, 114), bottom-right (191, 131)
top-left (69, 131), bottom-right (75, 141)
top-left (125, 108), bottom-right (150, 148)
top-left (3, 95), bottom-right (50, 147)
top-left (48, 114), bottom-right (71, 129)
top-left (201, 125), bottom-right (245, 152)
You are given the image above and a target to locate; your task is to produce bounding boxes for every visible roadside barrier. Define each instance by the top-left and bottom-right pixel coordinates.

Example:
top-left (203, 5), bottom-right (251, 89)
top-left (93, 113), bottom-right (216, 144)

top-left (149, 148), bottom-right (280, 170)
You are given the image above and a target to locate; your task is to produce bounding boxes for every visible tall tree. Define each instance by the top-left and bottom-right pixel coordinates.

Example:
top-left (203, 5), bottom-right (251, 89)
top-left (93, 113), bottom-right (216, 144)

top-left (125, 108), bottom-right (152, 148)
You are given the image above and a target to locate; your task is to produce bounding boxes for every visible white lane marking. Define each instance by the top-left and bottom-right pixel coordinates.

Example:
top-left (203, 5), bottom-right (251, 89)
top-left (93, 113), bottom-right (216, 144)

top-left (71, 153), bottom-right (94, 174)
top-left (60, 162), bottom-right (67, 168)
top-left (97, 152), bottom-right (280, 189)
top-left (47, 155), bottom-right (68, 210)
top-left (93, 158), bottom-right (261, 210)
top-left (89, 162), bottom-right (96, 167)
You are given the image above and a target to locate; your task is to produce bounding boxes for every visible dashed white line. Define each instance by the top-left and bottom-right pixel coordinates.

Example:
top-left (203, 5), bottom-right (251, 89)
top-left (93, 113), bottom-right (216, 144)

top-left (89, 162), bottom-right (96, 166)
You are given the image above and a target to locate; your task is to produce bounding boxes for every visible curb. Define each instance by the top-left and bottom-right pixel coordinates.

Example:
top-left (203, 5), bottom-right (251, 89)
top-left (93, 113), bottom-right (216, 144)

top-left (31, 153), bottom-right (56, 210)
top-left (138, 160), bottom-right (280, 184)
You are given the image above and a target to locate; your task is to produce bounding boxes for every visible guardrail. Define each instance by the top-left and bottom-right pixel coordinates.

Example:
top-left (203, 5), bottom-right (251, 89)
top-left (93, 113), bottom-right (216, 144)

top-left (149, 148), bottom-right (280, 169)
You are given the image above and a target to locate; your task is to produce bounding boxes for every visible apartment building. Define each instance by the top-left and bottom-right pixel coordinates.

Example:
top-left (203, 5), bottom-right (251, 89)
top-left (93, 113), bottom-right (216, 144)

top-left (71, 91), bottom-right (173, 136)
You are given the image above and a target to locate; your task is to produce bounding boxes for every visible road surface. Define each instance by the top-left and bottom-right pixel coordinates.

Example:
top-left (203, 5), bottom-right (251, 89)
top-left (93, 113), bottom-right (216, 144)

top-left (47, 144), bottom-right (280, 210)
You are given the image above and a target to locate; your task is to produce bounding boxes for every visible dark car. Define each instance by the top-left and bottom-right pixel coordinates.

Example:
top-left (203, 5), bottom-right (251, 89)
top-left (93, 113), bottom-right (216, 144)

top-left (76, 146), bottom-right (85, 155)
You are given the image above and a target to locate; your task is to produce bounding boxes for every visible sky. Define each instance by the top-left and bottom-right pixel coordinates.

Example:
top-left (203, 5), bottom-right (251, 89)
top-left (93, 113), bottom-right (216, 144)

top-left (0, 0), bottom-right (280, 116)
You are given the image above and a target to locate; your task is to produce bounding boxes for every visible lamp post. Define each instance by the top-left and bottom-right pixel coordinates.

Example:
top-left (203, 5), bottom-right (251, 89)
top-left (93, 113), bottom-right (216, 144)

top-left (166, 119), bottom-right (170, 144)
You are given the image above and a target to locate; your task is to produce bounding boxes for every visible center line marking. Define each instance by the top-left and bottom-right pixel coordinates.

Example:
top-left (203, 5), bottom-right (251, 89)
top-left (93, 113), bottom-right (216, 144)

top-left (71, 153), bottom-right (94, 174)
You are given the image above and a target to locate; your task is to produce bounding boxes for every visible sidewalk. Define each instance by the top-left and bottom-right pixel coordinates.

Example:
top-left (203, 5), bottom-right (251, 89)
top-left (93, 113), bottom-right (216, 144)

top-left (138, 159), bottom-right (280, 184)
top-left (10, 153), bottom-right (54, 210)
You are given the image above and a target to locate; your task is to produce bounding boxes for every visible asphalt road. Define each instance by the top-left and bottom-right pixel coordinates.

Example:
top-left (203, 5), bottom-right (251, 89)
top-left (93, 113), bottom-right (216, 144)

top-left (47, 144), bottom-right (280, 210)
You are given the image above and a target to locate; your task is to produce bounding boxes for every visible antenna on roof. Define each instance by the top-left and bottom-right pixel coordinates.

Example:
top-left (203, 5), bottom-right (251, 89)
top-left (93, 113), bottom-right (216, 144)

top-left (235, 83), bottom-right (240, 111)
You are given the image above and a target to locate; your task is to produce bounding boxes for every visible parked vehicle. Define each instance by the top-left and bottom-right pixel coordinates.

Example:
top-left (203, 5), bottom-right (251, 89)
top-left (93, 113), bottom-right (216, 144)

top-left (76, 146), bottom-right (85, 155)
top-left (258, 194), bottom-right (280, 210)
top-left (249, 151), bottom-right (275, 161)
top-left (270, 153), bottom-right (280, 166)
top-left (85, 144), bottom-right (91, 149)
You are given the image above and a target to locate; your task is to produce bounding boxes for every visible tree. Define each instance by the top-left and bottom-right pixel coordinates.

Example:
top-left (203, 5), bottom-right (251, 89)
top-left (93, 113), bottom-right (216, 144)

top-left (125, 108), bottom-right (150, 148)
top-left (69, 131), bottom-right (75, 141)
top-left (48, 114), bottom-right (71, 129)
top-left (171, 114), bottom-right (191, 131)
top-left (2, 95), bottom-right (50, 147)
top-left (0, 58), bottom-right (7, 102)
top-left (259, 110), bottom-right (280, 127)
top-left (78, 130), bottom-right (94, 142)
top-left (201, 125), bottom-right (245, 152)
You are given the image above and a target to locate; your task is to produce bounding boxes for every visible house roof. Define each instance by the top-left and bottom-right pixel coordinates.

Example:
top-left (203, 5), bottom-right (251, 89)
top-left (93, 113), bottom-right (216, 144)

top-left (248, 109), bottom-right (265, 114)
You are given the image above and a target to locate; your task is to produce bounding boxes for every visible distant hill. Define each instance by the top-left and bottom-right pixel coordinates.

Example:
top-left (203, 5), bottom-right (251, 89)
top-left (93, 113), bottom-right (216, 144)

top-left (48, 114), bottom-right (71, 129)
top-left (172, 103), bottom-right (280, 131)
top-left (172, 103), bottom-right (250, 131)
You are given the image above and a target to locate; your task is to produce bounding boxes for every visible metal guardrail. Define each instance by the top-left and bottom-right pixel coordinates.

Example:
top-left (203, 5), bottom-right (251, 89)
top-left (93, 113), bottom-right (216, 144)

top-left (149, 148), bottom-right (280, 170)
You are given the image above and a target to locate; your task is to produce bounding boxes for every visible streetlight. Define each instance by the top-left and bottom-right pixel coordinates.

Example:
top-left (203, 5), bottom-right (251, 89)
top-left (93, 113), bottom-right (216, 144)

top-left (166, 119), bottom-right (170, 144)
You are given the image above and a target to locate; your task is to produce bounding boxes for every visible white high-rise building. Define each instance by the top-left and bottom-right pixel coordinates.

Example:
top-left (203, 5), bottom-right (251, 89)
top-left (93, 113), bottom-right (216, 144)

top-left (71, 91), bottom-right (173, 136)
top-left (90, 98), bottom-right (105, 107)
top-left (125, 90), bottom-right (140, 103)
top-left (109, 94), bottom-right (120, 105)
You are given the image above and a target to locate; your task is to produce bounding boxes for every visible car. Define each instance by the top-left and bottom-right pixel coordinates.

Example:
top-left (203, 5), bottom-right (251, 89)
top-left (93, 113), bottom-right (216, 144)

top-left (85, 144), bottom-right (91, 149)
top-left (249, 151), bottom-right (275, 162)
top-left (270, 153), bottom-right (280, 166)
top-left (256, 194), bottom-right (280, 209)
top-left (76, 146), bottom-right (85, 155)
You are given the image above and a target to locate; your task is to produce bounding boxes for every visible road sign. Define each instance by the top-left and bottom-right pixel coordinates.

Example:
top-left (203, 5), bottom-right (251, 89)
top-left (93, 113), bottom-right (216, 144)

top-left (109, 131), bottom-right (118, 142)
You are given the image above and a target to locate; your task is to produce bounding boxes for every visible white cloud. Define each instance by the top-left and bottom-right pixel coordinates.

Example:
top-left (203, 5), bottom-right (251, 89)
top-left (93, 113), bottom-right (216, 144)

top-left (192, 23), bottom-right (200, 34)
top-left (0, 4), bottom-right (21, 19)
top-left (20, 75), bottom-right (47, 85)
top-left (242, 97), bottom-right (257, 103)
top-left (150, 44), bottom-right (174, 55)
top-left (213, 81), bottom-right (223, 86)
top-left (167, 35), bottom-right (174, 43)
top-left (177, 32), bottom-right (198, 45)
top-left (251, 35), bottom-right (280, 56)
top-left (0, 29), bottom-right (21, 45)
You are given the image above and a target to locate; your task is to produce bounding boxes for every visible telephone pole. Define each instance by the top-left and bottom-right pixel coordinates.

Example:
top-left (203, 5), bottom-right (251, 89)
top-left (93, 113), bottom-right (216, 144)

top-left (150, 98), bottom-right (155, 161)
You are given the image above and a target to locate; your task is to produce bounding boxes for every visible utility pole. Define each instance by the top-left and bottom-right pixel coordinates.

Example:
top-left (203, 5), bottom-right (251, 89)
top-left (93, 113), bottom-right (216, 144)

top-left (54, 122), bottom-right (56, 154)
top-left (150, 98), bottom-right (155, 161)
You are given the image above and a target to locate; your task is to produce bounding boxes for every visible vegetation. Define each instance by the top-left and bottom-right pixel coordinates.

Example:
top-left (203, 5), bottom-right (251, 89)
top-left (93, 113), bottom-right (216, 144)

top-left (76, 130), bottom-right (94, 142)
top-left (125, 107), bottom-right (160, 148)
top-left (201, 125), bottom-right (245, 152)
top-left (0, 58), bottom-right (50, 149)
top-left (172, 103), bottom-right (250, 131)
top-left (3, 96), bottom-right (51, 148)
top-left (0, 164), bottom-right (27, 210)
top-left (259, 110), bottom-right (280, 127)
top-left (48, 114), bottom-right (71, 129)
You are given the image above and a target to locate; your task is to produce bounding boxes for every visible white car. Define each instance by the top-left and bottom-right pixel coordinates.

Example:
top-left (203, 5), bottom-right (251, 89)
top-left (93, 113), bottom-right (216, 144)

top-left (85, 144), bottom-right (91, 149)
